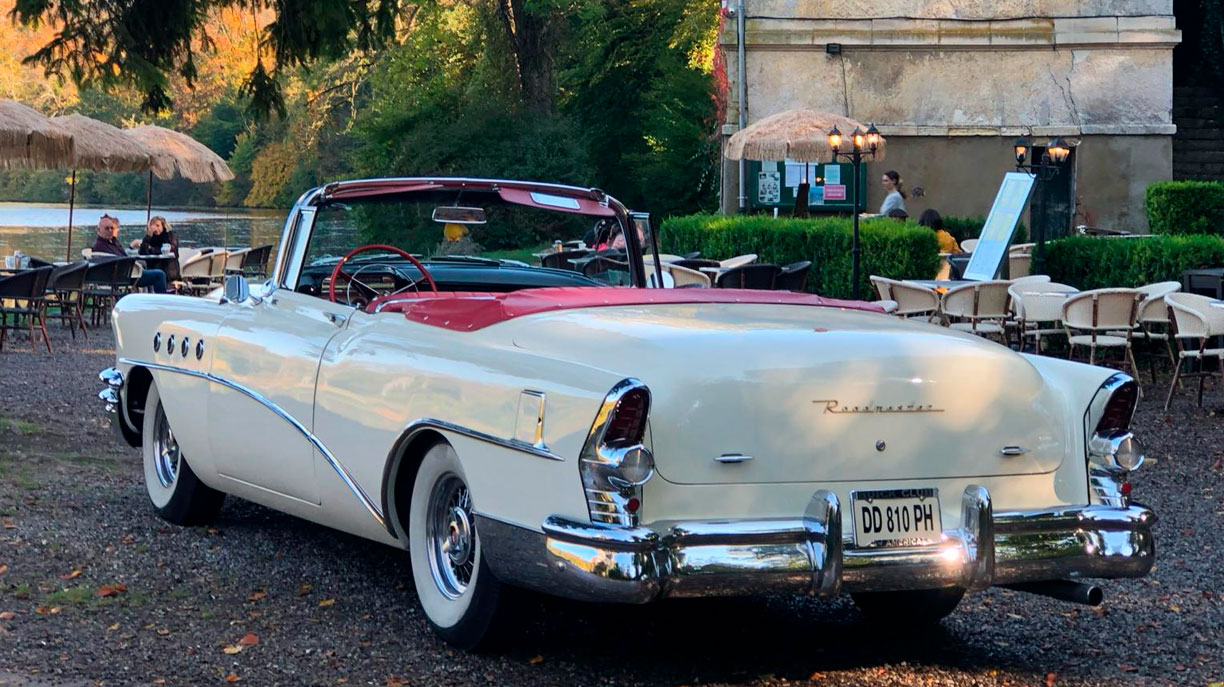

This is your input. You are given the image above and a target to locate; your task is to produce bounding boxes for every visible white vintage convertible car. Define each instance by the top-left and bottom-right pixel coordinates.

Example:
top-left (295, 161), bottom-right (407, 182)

top-left (99, 177), bottom-right (1154, 648)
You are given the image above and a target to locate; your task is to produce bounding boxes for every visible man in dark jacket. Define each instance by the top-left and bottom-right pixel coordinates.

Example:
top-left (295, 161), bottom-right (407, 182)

top-left (90, 215), bottom-right (168, 294)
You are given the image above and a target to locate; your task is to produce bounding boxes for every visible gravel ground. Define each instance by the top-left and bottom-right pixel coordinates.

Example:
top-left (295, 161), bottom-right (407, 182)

top-left (0, 324), bottom-right (1222, 687)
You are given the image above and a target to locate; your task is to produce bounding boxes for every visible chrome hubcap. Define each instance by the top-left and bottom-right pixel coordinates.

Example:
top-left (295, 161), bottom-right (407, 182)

top-left (152, 404), bottom-right (181, 488)
top-left (427, 474), bottom-right (474, 599)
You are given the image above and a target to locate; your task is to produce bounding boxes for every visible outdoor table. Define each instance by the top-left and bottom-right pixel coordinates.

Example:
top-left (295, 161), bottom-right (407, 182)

top-left (1183, 267), bottom-right (1224, 301)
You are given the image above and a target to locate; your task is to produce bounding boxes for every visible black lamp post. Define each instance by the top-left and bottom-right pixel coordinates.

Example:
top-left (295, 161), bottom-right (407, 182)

top-left (828, 123), bottom-right (880, 300)
top-left (1012, 136), bottom-right (1072, 273)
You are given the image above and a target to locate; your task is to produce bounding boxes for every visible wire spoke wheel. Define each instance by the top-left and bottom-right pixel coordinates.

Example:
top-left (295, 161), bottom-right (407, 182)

top-left (426, 473), bottom-right (475, 600)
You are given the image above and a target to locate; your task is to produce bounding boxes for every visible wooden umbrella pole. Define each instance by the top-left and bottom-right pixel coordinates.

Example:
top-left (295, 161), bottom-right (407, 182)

top-left (146, 170), bottom-right (152, 223)
top-left (66, 169), bottom-right (76, 262)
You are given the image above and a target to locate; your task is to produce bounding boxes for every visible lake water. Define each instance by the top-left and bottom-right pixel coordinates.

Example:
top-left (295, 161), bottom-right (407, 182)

top-left (0, 203), bottom-right (287, 262)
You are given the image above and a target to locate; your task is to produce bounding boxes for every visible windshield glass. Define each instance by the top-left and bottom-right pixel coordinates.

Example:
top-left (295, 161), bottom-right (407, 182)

top-left (290, 189), bottom-right (643, 307)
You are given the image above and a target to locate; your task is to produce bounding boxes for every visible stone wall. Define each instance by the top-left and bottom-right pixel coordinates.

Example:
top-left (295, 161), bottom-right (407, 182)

top-left (720, 1), bottom-right (1180, 232)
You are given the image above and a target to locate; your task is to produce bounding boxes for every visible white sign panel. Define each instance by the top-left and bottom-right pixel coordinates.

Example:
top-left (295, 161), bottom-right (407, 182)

top-left (758, 171), bottom-right (781, 204)
top-left (962, 172), bottom-right (1036, 281)
top-left (823, 164), bottom-right (841, 185)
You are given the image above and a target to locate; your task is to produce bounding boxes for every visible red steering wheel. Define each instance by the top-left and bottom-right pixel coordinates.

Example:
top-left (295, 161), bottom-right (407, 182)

top-left (328, 244), bottom-right (438, 304)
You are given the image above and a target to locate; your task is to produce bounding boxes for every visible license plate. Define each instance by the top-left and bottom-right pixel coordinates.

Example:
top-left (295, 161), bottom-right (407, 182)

top-left (851, 488), bottom-right (942, 547)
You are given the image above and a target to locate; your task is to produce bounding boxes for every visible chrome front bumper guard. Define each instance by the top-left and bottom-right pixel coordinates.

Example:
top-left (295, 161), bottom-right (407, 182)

top-left (479, 485), bottom-right (1155, 604)
top-left (99, 367), bottom-right (124, 413)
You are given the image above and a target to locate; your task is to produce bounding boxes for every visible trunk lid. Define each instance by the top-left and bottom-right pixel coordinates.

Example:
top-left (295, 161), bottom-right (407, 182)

top-left (505, 302), bottom-right (1069, 484)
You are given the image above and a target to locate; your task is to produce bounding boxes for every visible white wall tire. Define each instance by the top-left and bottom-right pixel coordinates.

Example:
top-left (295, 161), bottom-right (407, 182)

top-left (408, 440), bottom-right (504, 649)
top-left (142, 381), bottom-right (225, 525)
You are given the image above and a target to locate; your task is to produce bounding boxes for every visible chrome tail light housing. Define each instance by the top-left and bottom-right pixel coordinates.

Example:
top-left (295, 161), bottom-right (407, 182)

top-left (1083, 373), bottom-right (1143, 506)
top-left (580, 379), bottom-right (655, 526)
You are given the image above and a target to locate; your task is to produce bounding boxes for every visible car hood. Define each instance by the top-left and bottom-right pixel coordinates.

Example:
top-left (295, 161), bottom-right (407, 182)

top-left (506, 302), bottom-right (1070, 484)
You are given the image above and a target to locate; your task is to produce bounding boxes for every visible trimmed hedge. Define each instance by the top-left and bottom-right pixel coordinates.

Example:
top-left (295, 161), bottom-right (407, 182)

top-left (1038, 234), bottom-right (1224, 290)
top-left (661, 214), bottom-right (940, 299)
top-left (1145, 181), bottom-right (1224, 236)
top-left (942, 215), bottom-right (1028, 245)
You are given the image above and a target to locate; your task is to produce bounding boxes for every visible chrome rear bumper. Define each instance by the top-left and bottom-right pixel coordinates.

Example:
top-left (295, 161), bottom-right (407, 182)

top-left (478, 485), bottom-right (1155, 604)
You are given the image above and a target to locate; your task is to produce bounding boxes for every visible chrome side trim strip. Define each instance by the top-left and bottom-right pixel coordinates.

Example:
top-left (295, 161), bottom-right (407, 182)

top-left (118, 358), bottom-right (385, 528)
top-left (401, 417), bottom-right (565, 461)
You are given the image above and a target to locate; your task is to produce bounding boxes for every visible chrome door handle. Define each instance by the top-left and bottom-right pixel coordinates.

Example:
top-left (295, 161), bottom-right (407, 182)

top-left (715, 454), bottom-right (754, 463)
top-left (1000, 446), bottom-right (1029, 457)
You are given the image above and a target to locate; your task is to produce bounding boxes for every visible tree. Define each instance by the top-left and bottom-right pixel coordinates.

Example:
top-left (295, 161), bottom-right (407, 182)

top-left (12, 0), bottom-right (400, 115)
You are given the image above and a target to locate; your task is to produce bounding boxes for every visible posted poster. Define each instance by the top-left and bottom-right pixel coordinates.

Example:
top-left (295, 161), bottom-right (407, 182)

top-left (823, 184), bottom-right (847, 201)
top-left (809, 185), bottom-right (825, 205)
top-left (823, 164), bottom-right (841, 185)
top-left (784, 162), bottom-right (805, 188)
top-left (758, 171), bottom-right (781, 204)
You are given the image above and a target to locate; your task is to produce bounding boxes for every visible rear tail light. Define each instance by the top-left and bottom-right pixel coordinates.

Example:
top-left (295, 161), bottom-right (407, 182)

top-left (580, 380), bottom-right (656, 526)
top-left (1094, 378), bottom-right (1138, 434)
top-left (1085, 374), bottom-right (1143, 507)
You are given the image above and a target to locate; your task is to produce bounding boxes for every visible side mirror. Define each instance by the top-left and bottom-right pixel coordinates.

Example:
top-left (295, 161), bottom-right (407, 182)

top-left (222, 274), bottom-right (251, 304)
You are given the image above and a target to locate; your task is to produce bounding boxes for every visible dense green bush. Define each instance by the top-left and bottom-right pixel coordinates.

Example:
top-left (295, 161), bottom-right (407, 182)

top-left (941, 215), bottom-right (1028, 245)
top-left (661, 214), bottom-right (941, 299)
top-left (1038, 234), bottom-right (1224, 290)
top-left (1144, 181), bottom-right (1224, 235)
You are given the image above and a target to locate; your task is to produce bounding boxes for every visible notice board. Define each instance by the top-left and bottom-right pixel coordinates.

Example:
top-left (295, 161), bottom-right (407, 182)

top-left (747, 159), bottom-right (867, 213)
top-left (962, 172), bottom-right (1036, 281)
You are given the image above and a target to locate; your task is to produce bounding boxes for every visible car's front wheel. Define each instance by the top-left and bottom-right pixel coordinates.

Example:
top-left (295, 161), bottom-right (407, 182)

top-left (141, 381), bottom-right (225, 525)
top-left (408, 440), bottom-right (505, 650)
top-left (851, 587), bottom-right (965, 624)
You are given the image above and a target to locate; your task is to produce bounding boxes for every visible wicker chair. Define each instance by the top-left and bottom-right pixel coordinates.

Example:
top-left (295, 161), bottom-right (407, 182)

top-left (0, 266), bottom-right (54, 352)
top-left (1164, 292), bottom-right (1224, 410)
top-left (941, 280), bottom-right (1013, 344)
top-left (44, 261), bottom-right (90, 339)
top-left (870, 276), bottom-right (940, 321)
top-left (1009, 282), bottom-right (1079, 354)
top-left (661, 263), bottom-right (711, 288)
top-left (1062, 288), bottom-right (1144, 383)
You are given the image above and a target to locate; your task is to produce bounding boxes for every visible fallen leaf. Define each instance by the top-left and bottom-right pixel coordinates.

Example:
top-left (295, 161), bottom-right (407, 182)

top-left (107, 623), bottom-right (119, 631)
top-left (319, 598), bottom-right (335, 608)
top-left (49, 607), bottom-right (60, 615)
top-left (1169, 604), bottom-right (1182, 613)
top-left (1119, 665), bottom-right (1139, 673)
top-left (59, 570), bottom-right (81, 580)
top-left (120, 534), bottom-right (135, 545)
top-left (238, 633), bottom-right (259, 646)
top-left (96, 586), bottom-right (118, 598)
top-left (528, 655), bottom-right (544, 665)
top-left (154, 680), bottom-right (166, 684)
top-left (208, 528), bottom-right (220, 535)
top-left (222, 645), bottom-right (244, 655)
top-left (225, 674), bottom-right (241, 683)
top-left (34, 606), bottom-right (51, 615)
top-left (0, 611), bottom-right (15, 620)
top-left (246, 591), bottom-right (267, 602)
top-left (0, 564), bottom-right (8, 575)
top-left (115, 584), bottom-right (127, 593)
top-left (297, 584), bottom-right (312, 597)
top-left (385, 679), bottom-right (406, 687)
top-left (1045, 672), bottom-right (1057, 687)
top-left (1, 517), bottom-right (15, 530)
top-left (156, 627), bottom-right (170, 636)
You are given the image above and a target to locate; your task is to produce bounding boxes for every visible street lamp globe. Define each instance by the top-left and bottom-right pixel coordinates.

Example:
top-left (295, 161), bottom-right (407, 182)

top-left (1049, 138), bottom-right (1071, 164)
top-left (1013, 137), bottom-right (1029, 165)
top-left (852, 127), bottom-right (866, 152)
top-left (866, 124), bottom-right (880, 152)
top-left (827, 126), bottom-right (842, 154)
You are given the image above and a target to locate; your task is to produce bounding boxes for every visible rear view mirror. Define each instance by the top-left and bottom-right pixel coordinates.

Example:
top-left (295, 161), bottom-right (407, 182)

top-left (222, 274), bottom-right (251, 305)
top-left (433, 206), bottom-right (487, 225)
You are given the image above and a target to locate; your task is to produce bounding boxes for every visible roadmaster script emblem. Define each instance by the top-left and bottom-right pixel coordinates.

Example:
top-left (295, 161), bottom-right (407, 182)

top-left (812, 400), bottom-right (944, 414)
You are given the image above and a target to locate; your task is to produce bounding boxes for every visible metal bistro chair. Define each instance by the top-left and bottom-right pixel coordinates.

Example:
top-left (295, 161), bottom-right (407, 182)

top-left (774, 261), bottom-right (812, 292)
top-left (871, 276), bottom-right (940, 322)
top-left (715, 263), bottom-right (781, 289)
top-left (83, 257), bottom-right (138, 327)
top-left (44, 261), bottom-right (90, 339)
top-left (1130, 281), bottom-right (1182, 378)
top-left (241, 244), bottom-right (274, 280)
top-left (672, 258), bottom-right (720, 271)
top-left (1164, 292), bottom-right (1224, 410)
top-left (0, 266), bottom-right (54, 352)
top-left (1062, 288), bottom-right (1145, 385)
top-left (941, 280), bottom-right (1013, 345)
top-left (581, 256), bottom-right (630, 284)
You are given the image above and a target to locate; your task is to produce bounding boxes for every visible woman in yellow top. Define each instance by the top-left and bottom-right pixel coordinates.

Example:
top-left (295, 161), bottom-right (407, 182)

top-left (918, 209), bottom-right (960, 253)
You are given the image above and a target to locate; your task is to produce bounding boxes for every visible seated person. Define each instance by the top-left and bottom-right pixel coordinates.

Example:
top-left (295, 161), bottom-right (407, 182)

top-left (90, 215), bottom-right (168, 294)
top-left (132, 215), bottom-right (179, 256)
top-left (917, 208), bottom-right (960, 253)
top-left (885, 208), bottom-right (909, 222)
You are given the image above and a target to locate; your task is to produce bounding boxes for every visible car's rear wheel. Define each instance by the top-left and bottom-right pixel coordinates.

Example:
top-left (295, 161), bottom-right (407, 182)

top-left (851, 587), bottom-right (965, 624)
top-left (142, 381), bottom-right (225, 525)
top-left (408, 440), bottom-right (505, 650)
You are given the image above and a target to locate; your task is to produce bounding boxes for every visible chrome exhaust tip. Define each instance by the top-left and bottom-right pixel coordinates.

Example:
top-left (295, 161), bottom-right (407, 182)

top-left (1002, 580), bottom-right (1103, 606)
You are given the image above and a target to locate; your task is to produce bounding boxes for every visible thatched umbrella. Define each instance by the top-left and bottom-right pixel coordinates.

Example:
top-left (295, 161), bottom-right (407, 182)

top-left (50, 114), bottom-right (152, 261)
top-left (725, 109), bottom-right (887, 299)
top-left (0, 100), bottom-right (74, 170)
top-left (124, 125), bottom-right (235, 244)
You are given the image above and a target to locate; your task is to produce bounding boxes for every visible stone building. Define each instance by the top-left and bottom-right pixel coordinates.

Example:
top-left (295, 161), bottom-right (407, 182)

top-left (719, 1), bottom-right (1183, 234)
